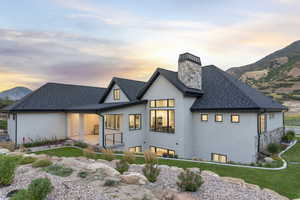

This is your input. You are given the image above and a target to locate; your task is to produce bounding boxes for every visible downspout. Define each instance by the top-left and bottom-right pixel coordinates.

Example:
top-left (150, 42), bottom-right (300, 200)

top-left (14, 113), bottom-right (18, 148)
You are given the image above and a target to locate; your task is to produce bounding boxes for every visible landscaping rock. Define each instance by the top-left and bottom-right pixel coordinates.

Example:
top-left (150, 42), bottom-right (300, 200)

top-left (0, 148), bottom-right (10, 154)
top-left (120, 172), bottom-right (148, 185)
top-left (264, 157), bottom-right (274, 163)
top-left (173, 193), bottom-right (197, 200)
top-left (221, 177), bottom-right (246, 186)
top-left (85, 162), bottom-right (120, 176)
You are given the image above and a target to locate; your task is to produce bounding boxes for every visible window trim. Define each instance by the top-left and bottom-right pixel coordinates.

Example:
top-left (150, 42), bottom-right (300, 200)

top-left (128, 114), bottom-right (142, 131)
top-left (150, 145), bottom-right (175, 156)
top-left (231, 114), bottom-right (240, 123)
top-left (201, 114), bottom-right (208, 121)
top-left (215, 113), bottom-right (223, 122)
top-left (104, 114), bottom-right (120, 130)
top-left (149, 99), bottom-right (175, 108)
top-left (113, 89), bottom-right (120, 100)
top-left (211, 153), bottom-right (228, 163)
top-left (149, 109), bottom-right (175, 133)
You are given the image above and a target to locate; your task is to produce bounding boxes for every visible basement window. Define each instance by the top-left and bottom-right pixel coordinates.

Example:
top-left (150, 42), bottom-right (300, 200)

top-left (212, 153), bottom-right (227, 163)
top-left (129, 146), bottom-right (142, 153)
top-left (150, 146), bottom-right (175, 156)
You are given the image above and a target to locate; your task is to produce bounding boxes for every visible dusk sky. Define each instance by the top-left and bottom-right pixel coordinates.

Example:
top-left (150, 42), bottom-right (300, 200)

top-left (0, 0), bottom-right (299, 91)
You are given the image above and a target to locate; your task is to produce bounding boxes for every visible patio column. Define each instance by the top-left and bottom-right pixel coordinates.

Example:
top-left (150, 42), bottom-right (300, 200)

top-left (98, 114), bottom-right (104, 147)
top-left (79, 113), bottom-right (85, 141)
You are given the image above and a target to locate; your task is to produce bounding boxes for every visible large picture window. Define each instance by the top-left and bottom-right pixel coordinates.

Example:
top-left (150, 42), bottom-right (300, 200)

top-left (113, 89), bottom-right (120, 100)
top-left (150, 110), bottom-right (175, 133)
top-left (129, 114), bottom-right (141, 130)
top-left (105, 114), bottom-right (120, 130)
top-left (149, 99), bottom-right (175, 108)
top-left (258, 114), bottom-right (266, 134)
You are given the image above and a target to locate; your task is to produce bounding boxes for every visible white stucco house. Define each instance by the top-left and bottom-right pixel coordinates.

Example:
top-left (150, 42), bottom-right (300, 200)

top-left (3, 53), bottom-right (287, 163)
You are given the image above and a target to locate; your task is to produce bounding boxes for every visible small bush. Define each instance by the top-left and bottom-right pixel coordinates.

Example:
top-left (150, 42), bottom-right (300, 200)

top-left (142, 164), bottom-right (160, 183)
top-left (10, 189), bottom-right (30, 200)
top-left (101, 148), bottom-right (115, 161)
top-left (282, 130), bottom-right (296, 143)
top-left (43, 164), bottom-right (73, 177)
top-left (0, 155), bottom-right (18, 186)
top-left (177, 169), bottom-right (203, 192)
top-left (267, 143), bottom-right (281, 155)
top-left (286, 130), bottom-right (296, 138)
top-left (27, 178), bottom-right (53, 200)
top-left (115, 159), bottom-right (129, 174)
top-left (144, 151), bottom-right (157, 165)
top-left (23, 137), bottom-right (65, 148)
top-left (123, 151), bottom-right (136, 164)
top-left (74, 141), bottom-right (88, 148)
top-left (20, 157), bottom-right (37, 165)
top-left (32, 159), bottom-right (52, 168)
top-left (78, 171), bottom-right (88, 178)
top-left (103, 178), bottom-right (120, 187)
top-left (83, 148), bottom-right (97, 159)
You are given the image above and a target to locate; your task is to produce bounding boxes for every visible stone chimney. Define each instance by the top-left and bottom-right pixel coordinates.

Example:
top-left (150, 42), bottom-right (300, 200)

top-left (178, 52), bottom-right (202, 90)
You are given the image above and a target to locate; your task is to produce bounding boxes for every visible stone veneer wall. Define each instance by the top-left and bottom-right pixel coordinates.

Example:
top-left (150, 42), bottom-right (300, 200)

top-left (178, 60), bottom-right (202, 90)
top-left (259, 127), bottom-right (284, 151)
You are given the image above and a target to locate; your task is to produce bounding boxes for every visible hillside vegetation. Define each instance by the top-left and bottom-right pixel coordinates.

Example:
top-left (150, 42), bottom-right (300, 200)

top-left (227, 40), bottom-right (300, 104)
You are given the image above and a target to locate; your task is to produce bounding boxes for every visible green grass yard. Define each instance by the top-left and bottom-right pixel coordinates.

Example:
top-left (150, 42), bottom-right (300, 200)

top-left (36, 139), bottom-right (300, 199)
top-left (285, 113), bottom-right (300, 127)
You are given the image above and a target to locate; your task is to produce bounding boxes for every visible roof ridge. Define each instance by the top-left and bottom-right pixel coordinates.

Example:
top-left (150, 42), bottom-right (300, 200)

top-left (113, 77), bottom-right (146, 83)
top-left (46, 82), bottom-right (105, 89)
top-left (214, 67), bottom-right (261, 108)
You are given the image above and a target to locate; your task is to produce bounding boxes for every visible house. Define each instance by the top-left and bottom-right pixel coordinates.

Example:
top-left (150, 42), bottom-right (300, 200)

top-left (2, 53), bottom-right (287, 163)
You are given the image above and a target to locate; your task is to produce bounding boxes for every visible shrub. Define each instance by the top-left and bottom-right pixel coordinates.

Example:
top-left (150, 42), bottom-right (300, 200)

top-left (10, 189), bottom-right (30, 200)
top-left (123, 151), bottom-right (136, 164)
top-left (101, 148), bottom-right (115, 161)
top-left (74, 141), bottom-right (88, 148)
top-left (27, 178), bottom-right (53, 200)
top-left (78, 171), bottom-right (88, 178)
top-left (144, 150), bottom-right (157, 165)
top-left (0, 156), bottom-right (17, 186)
top-left (142, 164), bottom-right (160, 183)
top-left (43, 164), bottom-right (73, 177)
top-left (177, 169), bottom-right (203, 192)
top-left (32, 159), bottom-right (52, 168)
top-left (267, 143), bottom-right (281, 155)
top-left (20, 156), bottom-right (37, 165)
top-left (83, 148), bottom-right (97, 159)
top-left (23, 137), bottom-right (65, 148)
top-left (286, 130), bottom-right (296, 138)
top-left (116, 159), bottom-right (129, 174)
top-left (103, 178), bottom-right (120, 186)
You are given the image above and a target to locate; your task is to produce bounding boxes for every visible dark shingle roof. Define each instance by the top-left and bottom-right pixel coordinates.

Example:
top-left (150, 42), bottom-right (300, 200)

top-left (137, 68), bottom-right (203, 99)
top-left (4, 83), bottom-right (106, 111)
top-left (99, 77), bottom-right (146, 103)
top-left (190, 65), bottom-right (287, 111)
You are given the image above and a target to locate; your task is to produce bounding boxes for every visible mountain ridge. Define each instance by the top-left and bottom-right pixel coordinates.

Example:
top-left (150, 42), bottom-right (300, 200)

top-left (0, 87), bottom-right (32, 101)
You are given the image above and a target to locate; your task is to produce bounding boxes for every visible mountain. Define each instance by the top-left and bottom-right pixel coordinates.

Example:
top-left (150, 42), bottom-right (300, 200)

top-left (0, 87), bottom-right (32, 101)
top-left (227, 40), bottom-right (300, 104)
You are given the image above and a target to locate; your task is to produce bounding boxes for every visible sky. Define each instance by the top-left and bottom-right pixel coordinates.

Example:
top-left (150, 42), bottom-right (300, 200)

top-left (0, 0), bottom-right (299, 91)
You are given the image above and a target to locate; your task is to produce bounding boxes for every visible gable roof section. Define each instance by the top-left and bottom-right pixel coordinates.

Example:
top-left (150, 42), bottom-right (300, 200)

top-left (137, 68), bottom-right (203, 99)
top-left (99, 77), bottom-right (146, 103)
top-left (191, 65), bottom-right (287, 111)
top-left (4, 83), bottom-right (106, 112)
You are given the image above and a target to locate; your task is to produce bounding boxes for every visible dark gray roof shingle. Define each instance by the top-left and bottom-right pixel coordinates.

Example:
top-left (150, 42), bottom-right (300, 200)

top-left (99, 77), bottom-right (146, 103)
top-left (4, 83), bottom-right (106, 111)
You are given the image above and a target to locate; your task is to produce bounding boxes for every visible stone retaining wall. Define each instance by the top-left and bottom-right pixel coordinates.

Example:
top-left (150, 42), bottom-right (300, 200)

top-left (259, 127), bottom-right (284, 150)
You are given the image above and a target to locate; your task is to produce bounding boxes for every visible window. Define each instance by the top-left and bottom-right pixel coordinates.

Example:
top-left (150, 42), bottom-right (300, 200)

top-left (113, 89), bottom-right (120, 100)
top-left (231, 114), bottom-right (240, 123)
top-left (149, 99), bottom-right (175, 108)
top-left (201, 114), bottom-right (208, 121)
top-left (212, 153), bottom-right (227, 163)
top-left (105, 114), bottom-right (120, 130)
top-left (129, 146), bottom-right (142, 153)
top-left (129, 114), bottom-right (141, 130)
top-left (258, 114), bottom-right (266, 134)
top-left (215, 114), bottom-right (223, 122)
top-left (150, 146), bottom-right (175, 156)
top-left (150, 110), bottom-right (175, 133)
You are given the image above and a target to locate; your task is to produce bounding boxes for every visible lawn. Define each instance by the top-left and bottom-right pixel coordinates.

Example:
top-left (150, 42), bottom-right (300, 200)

top-left (36, 139), bottom-right (300, 199)
top-left (285, 113), bottom-right (300, 127)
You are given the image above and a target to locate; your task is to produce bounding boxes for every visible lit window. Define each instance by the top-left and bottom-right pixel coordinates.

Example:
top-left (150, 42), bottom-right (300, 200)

top-left (150, 146), bottom-right (175, 156)
top-left (231, 114), bottom-right (240, 123)
top-left (215, 114), bottom-right (223, 122)
top-left (105, 114), bottom-right (120, 130)
top-left (150, 110), bottom-right (175, 133)
top-left (258, 114), bottom-right (266, 134)
top-left (201, 114), bottom-right (208, 121)
top-left (129, 114), bottom-right (142, 130)
top-left (212, 153), bottom-right (227, 163)
top-left (113, 89), bottom-right (120, 100)
top-left (149, 99), bottom-right (175, 108)
top-left (129, 146), bottom-right (141, 153)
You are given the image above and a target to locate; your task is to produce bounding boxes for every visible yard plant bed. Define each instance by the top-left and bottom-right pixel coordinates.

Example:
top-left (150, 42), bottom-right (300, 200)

top-left (35, 138), bottom-right (300, 199)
